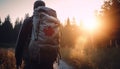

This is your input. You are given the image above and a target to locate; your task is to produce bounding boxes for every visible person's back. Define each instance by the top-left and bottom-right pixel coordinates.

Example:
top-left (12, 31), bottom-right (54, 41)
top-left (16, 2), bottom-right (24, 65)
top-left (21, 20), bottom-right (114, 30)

top-left (15, 0), bottom-right (60, 69)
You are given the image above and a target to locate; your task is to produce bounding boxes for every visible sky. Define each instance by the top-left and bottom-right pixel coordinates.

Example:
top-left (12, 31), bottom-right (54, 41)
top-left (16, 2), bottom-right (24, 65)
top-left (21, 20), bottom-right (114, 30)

top-left (0, 0), bottom-right (104, 25)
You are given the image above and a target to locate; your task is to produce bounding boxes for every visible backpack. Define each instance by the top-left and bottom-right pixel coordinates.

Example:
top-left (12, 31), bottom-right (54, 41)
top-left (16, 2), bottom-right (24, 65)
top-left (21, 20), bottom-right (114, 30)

top-left (28, 6), bottom-right (60, 63)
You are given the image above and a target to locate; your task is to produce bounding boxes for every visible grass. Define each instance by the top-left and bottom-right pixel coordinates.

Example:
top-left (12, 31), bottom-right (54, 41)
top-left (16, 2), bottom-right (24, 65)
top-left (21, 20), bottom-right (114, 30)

top-left (0, 48), bottom-right (16, 69)
top-left (0, 45), bottom-right (120, 69)
top-left (61, 46), bottom-right (120, 69)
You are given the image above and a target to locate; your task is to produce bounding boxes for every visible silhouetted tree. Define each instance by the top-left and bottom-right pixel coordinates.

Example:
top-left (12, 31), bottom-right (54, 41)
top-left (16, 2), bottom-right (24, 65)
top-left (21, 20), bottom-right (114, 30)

top-left (0, 15), bottom-right (13, 43)
top-left (0, 17), bottom-right (1, 25)
top-left (0, 19), bottom-right (1, 25)
top-left (13, 18), bottom-right (22, 42)
top-left (100, 0), bottom-right (120, 47)
top-left (65, 18), bottom-right (71, 27)
top-left (60, 18), bottom-right (80, 48)
top-left (0, 18), bottom-right (2, 42)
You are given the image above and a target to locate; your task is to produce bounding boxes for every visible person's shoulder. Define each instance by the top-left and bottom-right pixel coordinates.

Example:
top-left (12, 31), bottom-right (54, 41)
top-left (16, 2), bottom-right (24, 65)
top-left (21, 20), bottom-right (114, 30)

top-left (23, 17), bottom-right (33, 27)
top-left (24, 17), bottom-right (33, 23)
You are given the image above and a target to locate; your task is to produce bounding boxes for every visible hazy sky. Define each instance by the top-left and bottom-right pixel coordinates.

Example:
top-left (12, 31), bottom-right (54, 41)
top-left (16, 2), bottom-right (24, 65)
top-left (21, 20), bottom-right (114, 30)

top-left (0, 0), bottom-right (35, 23)
top-left (0, 0), bottom-right (104, 25)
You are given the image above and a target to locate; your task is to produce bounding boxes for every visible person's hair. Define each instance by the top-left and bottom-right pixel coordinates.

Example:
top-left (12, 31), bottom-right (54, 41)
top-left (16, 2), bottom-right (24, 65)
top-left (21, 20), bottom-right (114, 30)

top-left (34, 0), bottom-right (45, 10)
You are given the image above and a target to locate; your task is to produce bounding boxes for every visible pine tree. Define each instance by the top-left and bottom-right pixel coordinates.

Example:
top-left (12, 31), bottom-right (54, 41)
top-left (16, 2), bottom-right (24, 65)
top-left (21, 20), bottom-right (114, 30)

top-left (100, 0), bottom-right (120, 47)
top-left (0, 17), bottom-right (1, 25)
top-left (1, 15), bottom-right (13, 43)
top-left (13, 18), bottom-right (22, 42)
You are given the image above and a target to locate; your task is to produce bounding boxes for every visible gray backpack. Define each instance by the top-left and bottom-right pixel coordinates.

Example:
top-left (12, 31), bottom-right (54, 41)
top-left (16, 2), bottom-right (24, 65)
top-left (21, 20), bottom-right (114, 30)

top-left (29, 6), bottom-right (60, 62)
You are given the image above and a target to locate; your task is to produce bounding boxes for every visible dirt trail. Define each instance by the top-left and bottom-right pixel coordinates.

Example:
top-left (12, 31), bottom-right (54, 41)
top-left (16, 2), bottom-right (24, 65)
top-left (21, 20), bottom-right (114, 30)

top-left (53, 60), bottom-right (73, 69)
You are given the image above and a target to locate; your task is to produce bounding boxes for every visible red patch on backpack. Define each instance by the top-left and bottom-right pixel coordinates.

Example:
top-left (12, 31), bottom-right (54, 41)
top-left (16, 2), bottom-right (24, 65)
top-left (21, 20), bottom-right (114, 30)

top-left (43, 26), bottom-right (54, 36)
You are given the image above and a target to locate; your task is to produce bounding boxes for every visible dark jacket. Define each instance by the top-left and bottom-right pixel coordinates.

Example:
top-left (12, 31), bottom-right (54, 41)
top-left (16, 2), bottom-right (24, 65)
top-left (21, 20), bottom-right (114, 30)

top-left (15, 17), bottom-right (33, 66)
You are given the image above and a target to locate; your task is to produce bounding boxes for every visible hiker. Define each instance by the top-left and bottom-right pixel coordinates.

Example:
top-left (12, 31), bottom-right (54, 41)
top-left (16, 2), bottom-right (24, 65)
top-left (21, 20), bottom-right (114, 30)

top-left (15, 0), bottom-right (61, 69)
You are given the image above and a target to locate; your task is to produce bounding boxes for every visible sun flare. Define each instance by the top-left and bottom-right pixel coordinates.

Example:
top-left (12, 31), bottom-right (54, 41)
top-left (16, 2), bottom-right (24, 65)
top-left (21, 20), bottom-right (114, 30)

top-left (49, 0), bottom-right (104, 24)
top-left (48, 0), bottom-right (104, 32)
top-left (81, 16), bottom-right (98, 32)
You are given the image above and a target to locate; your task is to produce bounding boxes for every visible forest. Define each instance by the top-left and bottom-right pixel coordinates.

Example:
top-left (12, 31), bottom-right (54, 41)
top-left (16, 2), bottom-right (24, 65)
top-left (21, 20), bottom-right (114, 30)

top-left (0, 0), bottom-right (120, 69)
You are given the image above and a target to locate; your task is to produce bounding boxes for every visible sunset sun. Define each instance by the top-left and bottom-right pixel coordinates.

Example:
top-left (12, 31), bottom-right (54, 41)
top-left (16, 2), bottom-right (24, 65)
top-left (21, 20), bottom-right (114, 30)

top-left (81, 15), bottom-right (98, 32)
top-left (46, 0), bottom-right (104, 32)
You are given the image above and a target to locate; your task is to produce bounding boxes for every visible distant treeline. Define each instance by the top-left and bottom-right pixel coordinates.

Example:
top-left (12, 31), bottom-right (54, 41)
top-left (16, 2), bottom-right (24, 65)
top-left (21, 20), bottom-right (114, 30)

top-left (0, 16), bottom-right (21, 43)
top-left (0, 14), bottom-right (29, 45)
top-left (0, 0), bottom-right (120, 48)
top-left (0, 13), bottom-right (80, 48)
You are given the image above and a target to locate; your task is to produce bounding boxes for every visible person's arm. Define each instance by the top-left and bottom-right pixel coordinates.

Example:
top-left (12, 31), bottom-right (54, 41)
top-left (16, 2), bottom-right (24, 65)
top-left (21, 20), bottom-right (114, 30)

top-left (15, 17), bottom-right (32, 68)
